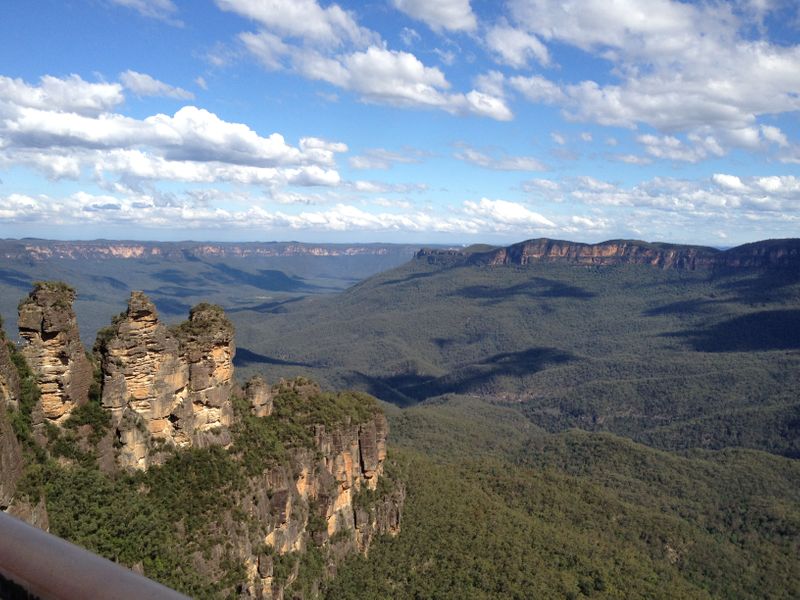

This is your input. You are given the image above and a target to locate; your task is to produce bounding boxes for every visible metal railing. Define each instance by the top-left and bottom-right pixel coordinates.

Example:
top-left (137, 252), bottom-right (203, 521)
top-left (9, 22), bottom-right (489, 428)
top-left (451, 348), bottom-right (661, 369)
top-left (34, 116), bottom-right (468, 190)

top-left (0, 512), bottom-right (190, 600)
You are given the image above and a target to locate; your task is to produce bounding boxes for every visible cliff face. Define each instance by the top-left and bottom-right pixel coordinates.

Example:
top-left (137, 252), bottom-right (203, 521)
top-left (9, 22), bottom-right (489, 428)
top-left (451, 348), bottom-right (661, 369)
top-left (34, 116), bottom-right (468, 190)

top-left (0, 240), bottom-right (411, 261)
top-left (233, 409), bottom-right (401, 598)
top-left (417, 238), bottom-right (800, 271)
top-left (2, 283), bottom-right (403, 598)
top-left (98, 293), bottom-right (234, 469)
top-left (17, 282), bottom-right (91, 426)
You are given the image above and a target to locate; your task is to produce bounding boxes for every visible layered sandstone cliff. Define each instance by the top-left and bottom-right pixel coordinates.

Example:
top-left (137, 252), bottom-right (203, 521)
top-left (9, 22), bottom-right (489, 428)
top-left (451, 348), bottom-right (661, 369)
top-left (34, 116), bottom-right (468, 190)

top-left (3, 284), bottom-right (403, 598)
top-left (17, 282), bottom-right (91, 426)
top-left (234, 404), bottom-right (401, 598)
top-left (97, 292), bottom-right (235, 469)
top-left (417, 238), bottom-right (800, 271)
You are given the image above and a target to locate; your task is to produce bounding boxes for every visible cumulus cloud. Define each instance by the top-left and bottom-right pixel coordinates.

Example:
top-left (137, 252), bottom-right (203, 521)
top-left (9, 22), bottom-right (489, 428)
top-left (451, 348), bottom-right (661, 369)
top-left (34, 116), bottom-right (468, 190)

top-left (454, 144), bottom-right (546, 171)
top-left (216, 0), bottom-right (376, 47)
top-left (508, 75), bottom-right (565, 104)
top-left (463, 198), bottom-right (556, 229)
top-left (290, 46), bottom-right (512, 120)
top-left (392, 0), bottom-right (477, 33)
top-left (0, 74), bottom-right (346, 187)
top-left (637, 133), bottom-right (725, 163)
top-left (224, 1), bottom-right (506, 120)
top-left (0, 74), bottom-right (124, 115)
top-left (120, 70), bottom-right (194, 99)
top-left (485, 24), bottom-right (550, 68)
top-left (501, 0), bottom-right (800, 149)
top-left (564, 173), bottom-right (800, 215)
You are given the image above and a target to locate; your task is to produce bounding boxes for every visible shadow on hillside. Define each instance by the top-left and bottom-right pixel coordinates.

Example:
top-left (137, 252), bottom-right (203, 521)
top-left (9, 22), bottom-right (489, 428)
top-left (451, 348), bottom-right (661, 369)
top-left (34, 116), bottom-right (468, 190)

top-left (227, 296), bottom-right (304, 314)
top-left (350, 346), bottom-right (574, 407)
top-left (148, 296), bottom-right (192, 316)
top-left (153, 268), bottom-right (203, 287)
top-left (0, 268), bottom-right (32, 289)
top-left (379, 270), bottom-right (440, 286)
top-left (234, 347), bottom-right (314, 368)
top-left (455, 278), bottom-right (595, 303)
top-left (89, 275), bottom-right (129, 291)
top-left (669, 309), bottom-right (800, 352)
top-left (644, 298), bottom-right (719, 317)
top-left (204, 263), bottom-right (312, 292)
top-left (715, 267), bottom-right (800, 302)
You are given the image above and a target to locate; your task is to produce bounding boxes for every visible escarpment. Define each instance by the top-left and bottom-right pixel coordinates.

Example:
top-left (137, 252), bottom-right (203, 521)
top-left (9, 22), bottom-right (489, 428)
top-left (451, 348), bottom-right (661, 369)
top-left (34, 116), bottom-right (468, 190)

top-left (96, 293), bottom-right (235, 469)
top-left (17, 282), bottom-right (92, 426)
top-left (3, 282), bottom-right (403, 598)
top-left (417, 237), bottom-right (800, 270)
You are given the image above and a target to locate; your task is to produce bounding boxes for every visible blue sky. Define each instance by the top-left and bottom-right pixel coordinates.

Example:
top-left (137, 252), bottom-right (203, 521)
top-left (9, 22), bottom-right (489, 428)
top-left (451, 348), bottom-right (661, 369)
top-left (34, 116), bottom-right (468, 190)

top-left (0, 0), bottom-right (799, 245)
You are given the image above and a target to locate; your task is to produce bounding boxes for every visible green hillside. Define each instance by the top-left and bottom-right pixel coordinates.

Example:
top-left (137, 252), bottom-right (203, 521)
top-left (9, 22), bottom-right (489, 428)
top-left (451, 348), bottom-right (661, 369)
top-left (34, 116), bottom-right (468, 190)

top-left (232, 255), bottom-right (800, 457)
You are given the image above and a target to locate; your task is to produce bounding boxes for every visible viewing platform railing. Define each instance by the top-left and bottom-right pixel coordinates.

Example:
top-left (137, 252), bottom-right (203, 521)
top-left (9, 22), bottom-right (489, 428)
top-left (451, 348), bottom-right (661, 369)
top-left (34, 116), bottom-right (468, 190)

top-left (0, 511), bottom-right (189, 600)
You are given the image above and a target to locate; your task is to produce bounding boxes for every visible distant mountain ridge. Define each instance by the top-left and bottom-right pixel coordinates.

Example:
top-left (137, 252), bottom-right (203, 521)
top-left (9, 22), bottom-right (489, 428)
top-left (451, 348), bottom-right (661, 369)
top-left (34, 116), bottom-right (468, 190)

top-left (417, 238), bottom-right (800, 270)
top-left (0, 239), bottom-right (421, 261)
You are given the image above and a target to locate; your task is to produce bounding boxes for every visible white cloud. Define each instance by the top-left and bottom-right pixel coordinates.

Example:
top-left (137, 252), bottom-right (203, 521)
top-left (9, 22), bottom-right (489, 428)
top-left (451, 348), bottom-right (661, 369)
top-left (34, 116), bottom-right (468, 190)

top-left (108, 0), bottom-right (179, 22)
top-left (0, 74), bottom-right (123, 115)
top-left (637, 133), bottom-right (725, 162)
top-left (580, 132), bottom-right (592, 142)
top-left (712, 173), bottom-right (747, 191)
top-left (400, 27), bottom-right (421, 46)
top-left (508, 75), bottom-right (565, 104)
top-left (0, 75), bottom-right (346, 187)
top-left (564, 173), bottom-right (800, 215)
top-left (550, 132), bottom-right (565, 145)
top-left (292, 46), bottom-right (512, 120)
top-left (761, 124), bottom-right (789, 147)
top-left (463, 198), bottom-right (556, 228)
top-left (351, 180), bottom-right (427, 194)
top-left (216, 0), bottom-right (376, 47)
top-left (120, 70), bottom-right (194, 99)
top-left (239, 31), bottom-right (290, 70)
top-left (486, 24), bottom-right (550, 68)
top-left (392, 0), bottom-right (477, 32)
top-left (348, 147), bottom-right (428, 170)
top-left (503, 0), bottom-right (800, 146)
top-left (611, 153), bottom-right (652, 165)
top-left (454, 144), bottom-right (546, 171)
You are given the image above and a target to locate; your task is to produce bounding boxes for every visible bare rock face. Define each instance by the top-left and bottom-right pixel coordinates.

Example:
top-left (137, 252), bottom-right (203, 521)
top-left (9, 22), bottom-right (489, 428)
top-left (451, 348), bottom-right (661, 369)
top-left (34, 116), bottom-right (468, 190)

top-left (17, 282), bottom-right (91, 426)
top-left (97, 293), bottom-right (235, 469)
top-left (172, 303), bottom-right (235, 447)
top-left (245, 376), bottom-right (273, 417)
top-left (223, 409), bottom-right (403, 598)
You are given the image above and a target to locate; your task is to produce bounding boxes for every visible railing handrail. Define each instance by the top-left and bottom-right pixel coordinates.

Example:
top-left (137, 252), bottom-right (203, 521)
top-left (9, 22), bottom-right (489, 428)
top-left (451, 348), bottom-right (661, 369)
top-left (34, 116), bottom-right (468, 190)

top-left (0, 511), bottom-right (190, 600)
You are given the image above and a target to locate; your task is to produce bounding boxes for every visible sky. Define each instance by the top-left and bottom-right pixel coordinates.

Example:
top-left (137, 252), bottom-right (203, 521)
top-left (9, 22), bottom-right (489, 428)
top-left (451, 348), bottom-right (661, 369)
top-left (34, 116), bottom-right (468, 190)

top-left (0, 0), bottom-right (799, 246)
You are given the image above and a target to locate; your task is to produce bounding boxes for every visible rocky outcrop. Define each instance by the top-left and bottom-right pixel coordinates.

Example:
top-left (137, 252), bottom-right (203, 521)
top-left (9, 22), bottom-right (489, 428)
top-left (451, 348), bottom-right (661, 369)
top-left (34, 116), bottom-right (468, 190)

top-left (17, 282), bottom-right (91, 426)
top-left (227, 410), bottom-right (402, 599)
top-left (246, 376), bottom-right (273, 417)
top-left (417, 238), bottom-right (800, 271)
top-left (97, 292), bottom-right (235, 469)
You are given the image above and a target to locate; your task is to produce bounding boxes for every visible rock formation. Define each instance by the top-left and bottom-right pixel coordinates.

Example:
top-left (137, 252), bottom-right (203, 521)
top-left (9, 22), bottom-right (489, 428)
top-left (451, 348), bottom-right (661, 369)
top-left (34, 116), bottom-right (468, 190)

top-left (230, 405), bottom-right (401, 598)
top-left (17, 282), bottom-right (91, 426)
top-left (97, 292), bottom-right (235, 469)
top-left (417, 237), bottom-right (800, 271)
top-left (246, 375), bottom-right (273, 417)
top-left (2, 283), bottom-right (403, 598)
